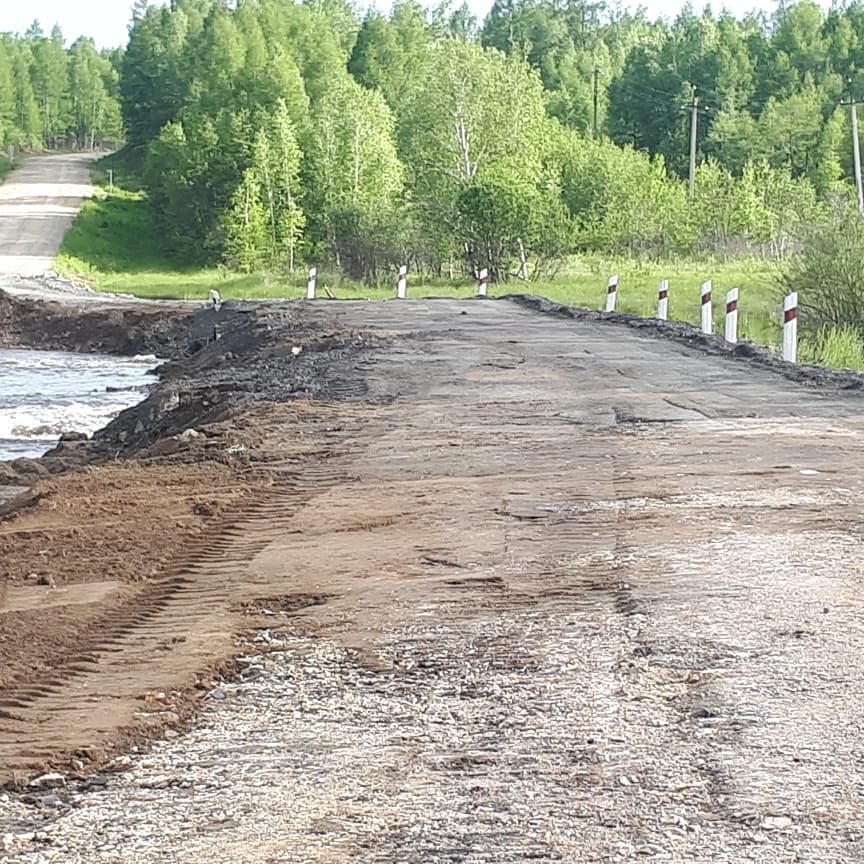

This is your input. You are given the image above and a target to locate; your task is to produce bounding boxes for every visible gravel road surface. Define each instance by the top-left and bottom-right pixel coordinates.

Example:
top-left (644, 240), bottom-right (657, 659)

top-left (2, 298), bottom-right (864, 862)
top-left (0, 152), bottom-right (96, 286)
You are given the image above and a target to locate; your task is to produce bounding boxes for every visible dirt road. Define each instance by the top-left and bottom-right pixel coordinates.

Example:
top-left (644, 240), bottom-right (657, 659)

top-left (0, 153), bottom-right (96, 280)
top-left (2, 298), bottom-right (864, 861)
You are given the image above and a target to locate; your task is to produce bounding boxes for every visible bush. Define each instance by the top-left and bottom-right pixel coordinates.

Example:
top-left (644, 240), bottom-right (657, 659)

top-left (780, 198), bottom-right (864, 335)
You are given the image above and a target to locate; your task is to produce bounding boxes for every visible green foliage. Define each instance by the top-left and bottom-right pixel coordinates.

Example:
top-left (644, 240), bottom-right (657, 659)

top-left (222, 168), bottom-right (271, 272)
top-left (0, 155), bottom-right (14, 183)
top-left (0, 27), bottom-right (121, 151)
top-left (56, 185), bottom-right (170, 275)
top-left (305, 75), bottom-right (405, 279)
top-left (780, 199), bottom-right (864, 335)
top-left (799, 325), bottom-right (864, 369)
top-left (39, 0), bottom-right (864, 301)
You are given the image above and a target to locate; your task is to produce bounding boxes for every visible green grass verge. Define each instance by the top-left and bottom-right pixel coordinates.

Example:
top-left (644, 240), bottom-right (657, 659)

top-left (56, 161), bottom-right (822, 361)
top-left (799, 325), bottom-right (864, 370)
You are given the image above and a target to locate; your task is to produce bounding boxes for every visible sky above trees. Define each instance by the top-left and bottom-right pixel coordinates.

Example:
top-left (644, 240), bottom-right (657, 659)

top-left (0, 0), bottom-right (831, 49)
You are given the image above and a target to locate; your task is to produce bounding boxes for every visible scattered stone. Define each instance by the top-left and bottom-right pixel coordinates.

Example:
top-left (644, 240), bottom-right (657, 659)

top-left (761, 816), bottom-right (793, 831)
top-left (58, 431), bottom-right (88, 443)
top-left (29, 773), bottom-right (66, 789)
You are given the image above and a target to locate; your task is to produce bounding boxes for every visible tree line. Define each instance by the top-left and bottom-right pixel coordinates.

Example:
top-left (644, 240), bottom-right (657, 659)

top-left (0, 23), bottom-right (122, 151)
top-left (11, 0), bottom-right (864, 282)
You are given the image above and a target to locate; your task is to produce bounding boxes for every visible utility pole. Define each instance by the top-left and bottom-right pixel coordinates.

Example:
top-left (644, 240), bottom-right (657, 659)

top-left (688, 85), bottom-right (699, 201)
top-left (592, 67), bottom-right (601, 138)
top-left (843, 80), bottom-right (864, 215)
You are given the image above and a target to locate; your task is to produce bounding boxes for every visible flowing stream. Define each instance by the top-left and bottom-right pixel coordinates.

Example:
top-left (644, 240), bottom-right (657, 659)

top-left (0, 347), bottom-right (159, 461)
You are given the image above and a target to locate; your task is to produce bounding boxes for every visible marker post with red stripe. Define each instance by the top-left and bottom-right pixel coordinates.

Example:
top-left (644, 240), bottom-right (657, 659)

top-left (657, 279), bottom-right (669, 321)
top-left (397, 265), bottom-right (408, 300)
top-left (783, 292), bottom-right (798, 362)
top-left (478, 267), bottom-right (489, 297)
top-left (605, 275), bottom-right (619, 313)
top-left (725, 288), bottom-right (739, 344)
top-left (700, 281), bottom-right (712, 334)
top-left (306, 266), bottom-right (317, 300)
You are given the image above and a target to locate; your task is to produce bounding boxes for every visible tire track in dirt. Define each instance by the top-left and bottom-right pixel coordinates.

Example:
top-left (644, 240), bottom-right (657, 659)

top-left (0, 462), bottom-right (345, 785)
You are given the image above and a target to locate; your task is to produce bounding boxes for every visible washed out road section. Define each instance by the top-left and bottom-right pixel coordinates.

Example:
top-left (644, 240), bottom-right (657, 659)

top-left (0, 153), bottom-right (96, 279)
top-left (1, 299), bottom-right (864, 862)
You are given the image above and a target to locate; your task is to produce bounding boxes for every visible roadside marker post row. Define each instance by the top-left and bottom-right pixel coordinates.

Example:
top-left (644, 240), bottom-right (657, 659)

top-left (302, 265), bottom-right (801, 362)
top-left (601, 276), bottom-right (800, 363)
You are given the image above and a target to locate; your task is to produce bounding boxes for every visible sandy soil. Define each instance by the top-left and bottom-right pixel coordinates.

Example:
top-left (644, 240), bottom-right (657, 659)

top-left (3, 298), bottom-right (864, 861)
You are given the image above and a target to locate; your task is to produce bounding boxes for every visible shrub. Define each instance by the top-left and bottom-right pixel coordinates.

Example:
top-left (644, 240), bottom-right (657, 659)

top-left (780, 198), bottom-right (864, 335)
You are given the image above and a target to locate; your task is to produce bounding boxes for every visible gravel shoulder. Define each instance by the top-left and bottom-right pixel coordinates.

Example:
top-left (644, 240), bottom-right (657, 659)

top-left (2, 297), bottom-right (864, 862)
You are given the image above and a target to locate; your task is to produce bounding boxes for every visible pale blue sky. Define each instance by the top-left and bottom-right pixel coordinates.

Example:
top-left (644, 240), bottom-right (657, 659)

top-left (1, 0), bottom-right (789, 49)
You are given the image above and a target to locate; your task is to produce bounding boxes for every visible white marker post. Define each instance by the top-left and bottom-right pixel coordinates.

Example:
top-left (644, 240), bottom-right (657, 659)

top-left (478, 267), bottom-right (489, 297)
top-left (397, 265), bottom-right (408, 299)
top-left (657, 279), bottom-right (669, 321)
top-left (605, 275), bottom-right (619, 313)
top-left (783, 291), bottom-right (798, 363)
top-left (306, 266), bottom-right (317, 300)
top-left (725, 288), bottom-right (739, 344)
top-left (700, 280), bottom-right (713, 334)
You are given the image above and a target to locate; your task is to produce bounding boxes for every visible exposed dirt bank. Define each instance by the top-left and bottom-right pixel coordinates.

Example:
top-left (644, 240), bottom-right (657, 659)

top-left (0, 284), bottom-right (194, 357)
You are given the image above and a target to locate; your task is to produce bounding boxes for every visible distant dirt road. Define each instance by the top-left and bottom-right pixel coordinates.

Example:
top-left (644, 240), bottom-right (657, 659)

top-left (0, 153), bottom-right (97, 277)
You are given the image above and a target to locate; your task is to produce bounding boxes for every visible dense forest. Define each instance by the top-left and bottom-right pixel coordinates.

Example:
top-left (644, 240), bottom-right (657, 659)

top-left (5, 0), bottom-right (864, 282)
top-left (0, 24), bottom-right (122, 151)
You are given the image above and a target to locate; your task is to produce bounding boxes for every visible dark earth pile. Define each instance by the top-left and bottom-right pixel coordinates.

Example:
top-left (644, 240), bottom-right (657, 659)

top-left (0, 291), bottom-right (394, 485)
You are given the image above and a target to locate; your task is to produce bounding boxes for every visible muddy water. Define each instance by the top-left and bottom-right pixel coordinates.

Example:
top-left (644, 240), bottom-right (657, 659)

top-left (0, 348), bottom-right (159, 459)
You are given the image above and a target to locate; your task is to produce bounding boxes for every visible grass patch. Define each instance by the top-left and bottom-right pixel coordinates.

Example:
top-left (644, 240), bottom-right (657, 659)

top-left (56, 186), bottom-right (169, 274)
top-left (799, 325), bottom-right (864, 370)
